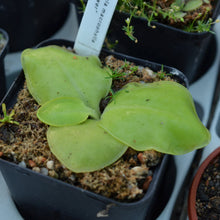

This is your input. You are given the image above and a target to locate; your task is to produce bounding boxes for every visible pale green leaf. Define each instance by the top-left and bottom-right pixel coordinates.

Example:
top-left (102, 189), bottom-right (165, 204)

top-left (99, 81), bottom-right (210, 155)
top-left (183, 0), bottom-right (203, 11)
top-left (174, 11), bottom-right (187, 19)
top-left (47, 120), bottom-right (128, 173)
top-left (21, 45), bottom-right (112, 114)
top-left (173, 0), bottom-right (183, 6)
top-left (37, 97), bottom-right (99, 126)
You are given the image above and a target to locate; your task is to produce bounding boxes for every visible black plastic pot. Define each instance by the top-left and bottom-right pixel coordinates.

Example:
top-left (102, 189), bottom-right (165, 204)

top-left (73, 0), bottom-right (220, 83)
top-left (0, 39), bottom-right (189, 220)
top-left (0, 28), bottom-right (9, 101)
top-left (0, 0), bottom-right (70, 52)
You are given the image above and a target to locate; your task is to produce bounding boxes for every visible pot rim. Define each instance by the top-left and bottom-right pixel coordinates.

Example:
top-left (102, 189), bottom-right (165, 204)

top-left (0, 28), bottom-right (9, 57)
top-left (73, 0), bottom-right (220, 36)
top-left (188, 146), bottom-right (220, 220)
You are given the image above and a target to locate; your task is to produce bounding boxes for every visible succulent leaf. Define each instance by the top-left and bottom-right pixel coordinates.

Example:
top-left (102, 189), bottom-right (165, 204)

top-left (47, 120), bottom-right (128, 173)
top-left (173, 0), bottom-right (183, 6)
top-left (37, 97), bottom-right (99, 127)
top-left (99, 81), bottom-right (210, 155)
top-left (174, 11), bottom-right (187, 19)
top-left (21, 46), bottom-right (112, 115)
top-left (183, 0), bottom-right (203, 11)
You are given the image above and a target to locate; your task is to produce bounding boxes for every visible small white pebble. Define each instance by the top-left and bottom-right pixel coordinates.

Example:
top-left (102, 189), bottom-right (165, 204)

top-left (69, 175), bottom-right (75, 182)
top-left (131, 166), bottom-right (149, 176)
top-left (46, 160), bottom-right (54, 170)
top-left (32, 167), bottom-right (40, 173)
top-left (40, 168), bottom-right (48, 176)
top-left (148, 170), bottom-right (153, 176)
top-left (18, 161), bottom-right (26, 168)
top-left (144, 67), bottom-right (154, 76)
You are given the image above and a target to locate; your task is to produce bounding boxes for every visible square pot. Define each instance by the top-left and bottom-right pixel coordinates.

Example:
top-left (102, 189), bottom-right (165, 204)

top-left (0, 39), bottom-right (189, 220)
top-left (73, 0), bottom-right (220, 83)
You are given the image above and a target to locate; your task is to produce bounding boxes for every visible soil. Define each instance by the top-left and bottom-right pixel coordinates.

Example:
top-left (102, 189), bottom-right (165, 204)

top-left (0, 54), bottom-right (177, 202)
top-left (196, 154), bottom-right (220, 220)
top-left (151, 0), bottom-right (214, 29)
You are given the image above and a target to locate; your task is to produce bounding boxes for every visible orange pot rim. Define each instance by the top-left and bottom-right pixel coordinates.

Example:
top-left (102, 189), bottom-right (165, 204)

top-left (188, 147), bottom-right (220, 220)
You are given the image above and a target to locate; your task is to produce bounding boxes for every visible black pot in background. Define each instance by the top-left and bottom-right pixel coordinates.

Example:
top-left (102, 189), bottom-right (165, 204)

top-left (0, 0), bottom-right (70, 52)
top-left (73, 0), bottom-right (220, 83)
top-left (0, 28), bottom-right (9, 100)
top-left (0, 39), bottom-right (189, 220)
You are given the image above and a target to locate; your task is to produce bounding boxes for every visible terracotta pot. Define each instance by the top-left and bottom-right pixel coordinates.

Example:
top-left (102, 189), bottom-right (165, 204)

top-left (188, 147), bottom-right (220, 220)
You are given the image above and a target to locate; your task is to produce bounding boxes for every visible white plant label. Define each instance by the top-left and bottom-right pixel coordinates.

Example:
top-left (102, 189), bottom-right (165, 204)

top-left (74, 0), bottom-right (118, 56)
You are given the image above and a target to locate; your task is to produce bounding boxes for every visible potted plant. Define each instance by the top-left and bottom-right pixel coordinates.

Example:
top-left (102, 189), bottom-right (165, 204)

top-left (73, 0), bottom-right (220, 83)
top-left (0, 39), bottom-right (210, 220)
top-left (0, 0), bottom-right (70, 52)
top-left (188, 147), bottom-right (220, 220)
top-left (0, 28), bottom-right (9, 101)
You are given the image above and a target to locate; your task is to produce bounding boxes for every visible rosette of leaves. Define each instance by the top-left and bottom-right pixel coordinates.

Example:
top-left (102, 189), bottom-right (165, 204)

top-left (21, 46), bottom-right (210, 173)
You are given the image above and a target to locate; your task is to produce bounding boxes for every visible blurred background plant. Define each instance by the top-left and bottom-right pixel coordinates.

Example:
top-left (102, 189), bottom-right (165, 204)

top-left (0, 33), bottom-right (6, 52)
top-left (116, 0), bottom-right (218, 41)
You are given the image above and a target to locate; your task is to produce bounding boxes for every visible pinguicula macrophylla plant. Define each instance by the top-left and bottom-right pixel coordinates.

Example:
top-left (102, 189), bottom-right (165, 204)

top-left (21, 45), bottom-right (210, 173)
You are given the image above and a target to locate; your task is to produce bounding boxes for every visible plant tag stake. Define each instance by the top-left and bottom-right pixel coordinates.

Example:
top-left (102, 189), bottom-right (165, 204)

top-left (74, 0), bottom-right (118, 56)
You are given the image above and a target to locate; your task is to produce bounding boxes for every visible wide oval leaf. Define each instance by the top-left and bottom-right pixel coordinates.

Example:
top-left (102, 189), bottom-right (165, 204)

top-left (183, 0), bottom-right (203, 11)
top-left (21, 45), bottom-right (112, 114)
top-left (47, 120), bottom-right (128, 173)
top-left (99, 81), bottom-right (210, 155)
top-left (37, 97), bottom-right (99, 126)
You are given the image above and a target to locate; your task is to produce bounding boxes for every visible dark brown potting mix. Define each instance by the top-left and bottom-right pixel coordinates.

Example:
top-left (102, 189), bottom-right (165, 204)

top-left (154, 0), bottom-right (214, 29)
top-left (196, 155), bottom-right (220, 220)
top-left (0, 55), bottom-right (177, 202)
